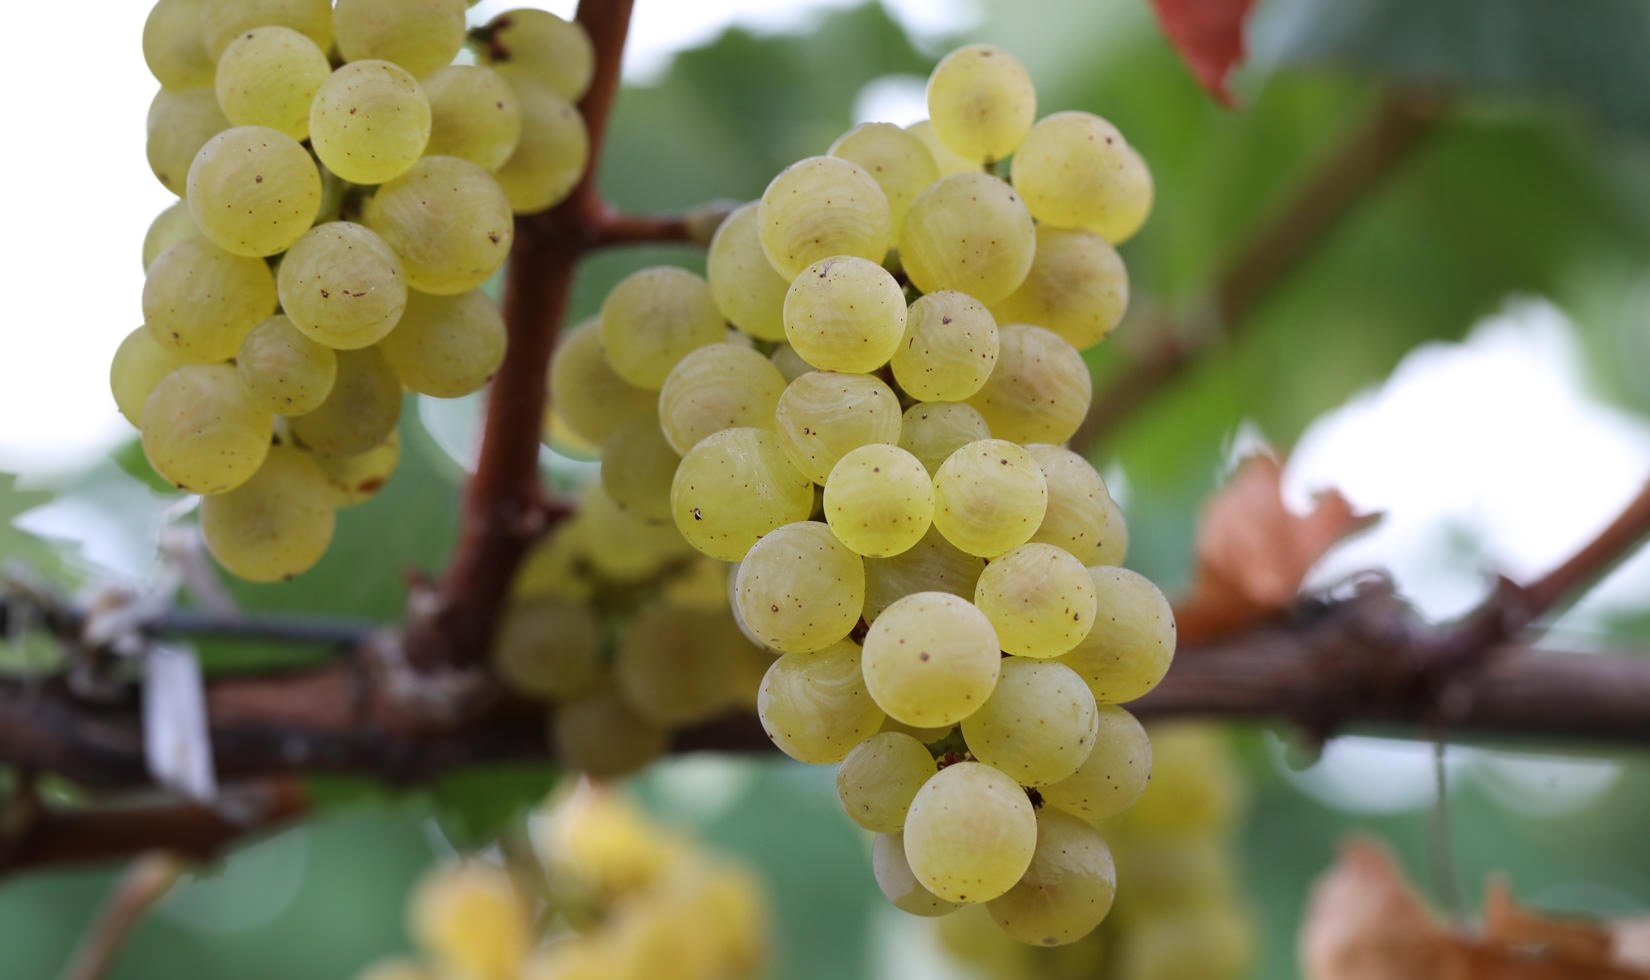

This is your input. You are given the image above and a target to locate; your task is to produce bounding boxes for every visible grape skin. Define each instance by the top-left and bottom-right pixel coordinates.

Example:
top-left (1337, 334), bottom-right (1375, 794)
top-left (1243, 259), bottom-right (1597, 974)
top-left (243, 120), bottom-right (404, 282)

top-left (421, 65), bottom-right (523, 172)
top-left (757, 640), bottom-right (885, 764)
top-left (146, 223), bottom-right (281, 362)
top-left (890, 290), bottom-right (1000, 402)
top-left (973, 543), bottom-right (1097, 659)
top-left (926, 44), bottom-right (1037, 162)
top-left (142, 0), bottom-right (213, 90)
top-left (599, 417), bottom-right (677, 521)
top-left (481, 8), bottom-right (596, 102)
top-left (200, 0), bottom-right (334, 59)
top-left (903, 761), bottom-right (1037, 904)
top-left (828, 122), bottom-right (940, 232)
top-left (141, 363), bottom-right (272, 494)
top-left (871, 833), bottom-right (959, 917)
top-left (146, 88), bottom-right (228, 195)
top-left (315, 431), bottom-right (399, 507)
top-left (1041, 704), bottom-right (1152, 822)
top-left (494, 78), bottom-right (589, 214)
top-left (1025, 444), bottom-right (1121, 565)
top-left (616, 604), bottom-right (750, 725)
top-left (931, 439), bottom-right (1048, 558)
top-left (599, 267), bottom-right (726, 389)
top-left (734, 521), bottom-right (865, 654)
top-left (408, 862), bottom-right (532, 980)
top-left (669, 428), bottom-right (814, 562)
top-left (782, 256), bottom-right (907, 374)
top-left (758, 156), bottom-right (892, 280)
top-left (823, 444), bottom-right (934, 558)
top-left (110, 327), bottom-right (190, 426)
top-left (836, 731), bottom-right (936, 833)
top-left (1010, 110), bottom-right (1154, 244)
top-left (141, 201), bottom-right (201, 271)
top-left (906, 120), bottom-right (982, 177)
top-left (986, 808), bottom-right (1116, 946)
top-left (1057, 566), bottom-right (1176, 704)
top-left (706, 202), bottom-right (790, 343)
top-left (199, 446), bottom-right (336, 582)
top-left (898, 402), bottom-right (992, 475)
top-left (993, 226), bottom-right (1129, 351)
top-left (214, 27), bottom-right (331, 140)
top-left (236, 315), bottom-right (337, 416)
top-left (185, 125), bottom-right (321, 258)
top-left (961, 657), bottom-right (1098, 784)
top-left (278, 222), bottom-right (408, 350)
top-left (548, 320), bottom-right (656, 445)
top-left (863, 529), bottom-right (984, 622)
top-left (333, 0), bottom-right (467, 77)
top-left (289, 347), bottom-right (402, 456)
top-left (773, 371), bottom-right (902, 485)
top-left (363, 156), bottom-right (515, 296)
top-left (967, 323), bottom-right (1092, 444)
top-left (861, 592), bottom-right (1001, 728)
top-left (376, 290), bottom-right (506, 398)
top-left (553, 685), bottom-right (667, 778)
top-left (900, 173), bottom-right (1036, 305)
top-left (657, 343), bottom-right (787, 454)
top-left (309, 60), bottom-right (432, 186)
top-left (769, 344), bottom-right (814, 383)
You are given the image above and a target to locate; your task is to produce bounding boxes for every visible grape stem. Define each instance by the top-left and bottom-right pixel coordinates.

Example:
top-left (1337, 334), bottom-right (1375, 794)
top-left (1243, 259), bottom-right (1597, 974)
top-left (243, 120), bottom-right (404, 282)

top-left (58, 852), bottom-right (186, 980)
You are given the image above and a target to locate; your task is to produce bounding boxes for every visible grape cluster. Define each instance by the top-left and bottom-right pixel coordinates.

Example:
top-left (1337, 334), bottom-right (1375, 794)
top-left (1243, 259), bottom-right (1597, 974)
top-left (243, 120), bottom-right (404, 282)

top-left (357, 782), bottom-right (768, 980)
top-left (119, 0), bottom-right (594, 581)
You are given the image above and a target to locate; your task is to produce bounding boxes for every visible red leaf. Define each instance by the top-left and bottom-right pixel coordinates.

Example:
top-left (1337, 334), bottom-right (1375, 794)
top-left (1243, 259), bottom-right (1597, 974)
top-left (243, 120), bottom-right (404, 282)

top-left (1151, 0), bottom-right (1255, 108)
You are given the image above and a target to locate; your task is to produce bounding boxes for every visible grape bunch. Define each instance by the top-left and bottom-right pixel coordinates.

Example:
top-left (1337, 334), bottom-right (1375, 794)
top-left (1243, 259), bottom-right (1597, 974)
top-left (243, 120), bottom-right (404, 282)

top-left (117, 0), bottom-right (594, 582)
top-left (357, 782), bottom-right (768, 980)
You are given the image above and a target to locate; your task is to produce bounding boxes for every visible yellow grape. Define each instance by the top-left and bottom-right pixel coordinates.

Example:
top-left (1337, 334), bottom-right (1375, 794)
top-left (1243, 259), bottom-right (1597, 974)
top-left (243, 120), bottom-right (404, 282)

top-left (898, 402), bottom-right (991, 475)
top-left (906, 120), bottom-right (982, 176)
top-left (783, 256), bottom-right (906, 373)
top-left (110, 327), bottom-right (189, 426)
top-left (1096, 493), bottom-right (1129, 566)
top-left (1115, 906), bottom-right (1255, 980)
top-left (706, 202), bottom-right (789, 342)
top-left (758, 156), bottom-right (892, 279)
top-left (237, 315), bottom-right (337, 416)
top-left (186, 125), bottom-right (321, 258)
top-left (829, 121), bottom-right (940, 231)
top-left (333, 0), bottom-right (466, 77)
top-left (214, 26), bottom-right (331, 140)
top-left (863, 527), bottom-right (984, 622)
top-left (548, 319), bottom-right (656, 445)
top-left (377, 290), bottom-right (506, 398)
top-left (973, 543), bottom-right (1097, 659)
top-left (599, 417), bottom-right (676, 521)
top-left (481, 8), bottom-right (595, 101)
top-left (309, 60), bottom-right (431, 185)
top-left (146, 87), bottom-right (228, 195)
top-left (769, 343), bottom-right (814, 382)
top-left (926, 44), bottom-right (1037, 162)
top-left (364, 155), bottom-right (514, 296)
top-left (986, 808), bottom-right (1116, 946)
top-left (490, 598), bottom-right (602, 702)
top-left (1114, 724), bottom-right (1241, 839)
top-left (836, 731), bottom-right (935, 833)
top-left (823, 443), bottom-right (934, 557)
top-left (890, 290), bottom-right (1000, 402)
top-left (1010, 111), bottom-right (1154, 244)
top-left (757, 640), bottom-right (884, 764)
top-left (142, 0), bottom-right (213, 89)
top-left (1024, 444), bottom-right (1121, 565)
top-left (967, 323), bottom-right (1091, 444)
top-left (734, 521), bottom-right (864, 653)
top-left (861, 592), bottom-right (1000, 728)
top-left (616, 604), bottom-right (752, 726)
top-left (199, 446), bottom-right (335, 581)
top-left (961, 657), bottom-right (1097, 784)
top-left (670, 427), bottom-right (814, 562)
top-left (871, 833), bottom-right (959, 917)
top-left (552, 685), bottom-right (667, 778)
top-left (408, 861), bottom-right (532, 980)
top-left (993, 226), bottom-right (1129, 351)
top-left (657, 343), bottom-right (787, 454)
top-left (599, 266), bottom-right (725, 388)
top-left (931, 439), bottom-right (1048, 558)
top-left (1058, 566), bottom-right (1175, 704)
top-left (900, 172), bottom-right (1035, 304)
top-left (314, 431), bottom-right (400, 507)
top-left (141, 201), bottom-right (201, 271)
top-left (200, 0), bottom-right (333, 58)
top-left (422, 65), bottom-right (522, 171)
top-left (141, 363), bottom-right (272, 494)
top-left (278, 222), bottom-right (408, 350)
top-left (289, 347), bottom-right (401, 455)
top-left (773, 371), bottom-right (902, 484)
top-left (512, 524), bottom-right (593, 603)
top-left (1112, 836), bottom-right (1236, 915)
top-left (903, 761), bottom-right (1036, 904)
top-left (143, 238), bottom-right (276, 362)
top-left (495, 78), bottom-right (588, 214)
top-left (1041, 704), bottom-right (1151, 820)
top-left (572, 486), bottom-right (694, 583)
top-left (660, 554), bottom-right (732, 612)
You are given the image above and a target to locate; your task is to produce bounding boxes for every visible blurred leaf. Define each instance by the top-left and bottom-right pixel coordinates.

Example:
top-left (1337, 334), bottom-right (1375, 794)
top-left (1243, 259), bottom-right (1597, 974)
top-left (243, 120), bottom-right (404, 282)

top-left (1151, 0), bottom-right (1256, 107)
top-left (430, 763), bottom-right (558, 850)
top-left (112, 439), bottom-right (180, 496)
top-left (0, 472), bottom-right (70, 584)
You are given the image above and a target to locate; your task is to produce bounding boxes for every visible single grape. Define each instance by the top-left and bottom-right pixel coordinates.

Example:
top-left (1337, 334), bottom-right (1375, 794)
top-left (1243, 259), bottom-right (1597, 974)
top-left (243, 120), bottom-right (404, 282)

top-left (314, 431), bottom-right (400, 507)
top-left (200, 0), bottom-right (333, 58)
top-left (967, 324), bottom-right (1091, 444)
top-left (903, 761), bottom-right (1036, 904)
top-left (141, 363), bottom-right (272, 494)
top-left (1040, 705), bottom-right (1151, 821)
top-left (974, 543), bottom-right (1097, 659)
top-left (1010, 110), bottom-right (1154, 244)
top-left (141, 201), bottom-right (201, 271)
top-left (861, 592), bottom-right (1000, 727)
top-left (657, 343), bottom-right (787, 454)
top-left (111, 327), bottom-right (190, 427)
top-left (408, 862), bottom-right (532, 980)
top-left (480, 8), bottom-right (595, 101)
top-left (898, 402), bottom-right (991, 475)
top-left (783, 256), bottom-right (906, 374)
top-left (143, 238), bottom-right (276, 362)
top-left (146, 87), bottom-right (228, 195)
top-left (670, 428), bottom-right (814, 562)
top-left (962, 658), bottom-right (1098, 783)
top-left (757, 640), bottom-right (884, 764)
top-left (277, 222), bottom-right (408, 350)
top-left (758, 156), bottom-right (892, 279)
top-left (494, 78), bottom-right (588, 214)
top-left (871, 833), bottom-right (959, 917)
top-left (986, 808), bottom-right (1116, 946)
top-left (599, 266), bottom-right (725, 389)
top-left (377, 289), bottom-right (506, 398)
top-left (735, 521), bottom-right (864, 653)
top-left (931, 439), bottom-right (1048, 558)
top-left (363, 156), bottom-right (514, 296)
top-left (185, 125), bottom-right (321, 258)
top-left (199, 446), bottom-right (336, 581)
top-left (900, 173), bottom-right (1035, 304)
top-left (823, 444), bottom-right (934, 557)
top-left (422, 65), bottom-right (522, 171)
top-left (548, 319), bottom-right (656, 444)
top-left (836, 731), bottom-right (935, 833)
top-left (769, 344), bottom-right (814, 383)
top-left (309, 60), bottom-right (431, 186)
top-left (333, 0), bottom-right (466, 77)
top-left (773, 371), bottom-right (902, 484)
top-left (142, 0), bottom-right (213, 89)
top-left (236, 315), bottom-right (337, 416)
top-left (994, 227), bottom-right (1129, 352)
top-left (617, 604), bottom-right (751, 725)
top-left (552, 685), bottom-right (667, 778)
top-left (906, 120), bottom-right (982, 176)
top-left (1024, 445), bottom-right (1122, 565)
top-left (706, 202), bottom-right (789, 343)
top-left (1058, 566), bottom-right (1175, 704)
top-left (214, 27), bottom-right (331, 140)
top-left (863, 528), bottom-right (984, 622)
top-left (829, 122), bottom-right (940, 231)
top-left (289, 347), bottom-right (401, 455)
top-left (890, 290), bottom-right (1000, 402)
top-left (598, 417), bottom-right (676, 520)
top-left (926, 44), bottom-right (1036, 162)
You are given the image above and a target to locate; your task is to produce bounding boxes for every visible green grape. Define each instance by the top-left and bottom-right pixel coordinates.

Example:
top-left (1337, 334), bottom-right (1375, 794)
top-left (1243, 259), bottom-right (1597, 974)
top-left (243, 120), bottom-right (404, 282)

top-left (1096, 493), bottom-right (1129, 566)
top-left (658, 343), bottom-right (787, 454)
top-left (513, 524), bottom-right (593, 603)
top-left (141, 201), bottom-right (201, 270)
top-left (199, 446), bottom-right (335, 581)
top-left (907, 120), bottom-right (982, 177)
top-left (213, 27), bottom-right (331, 140)
top-left (872, 833), bottom-right (959, 917)
top-left (377, 289), bottom-right (505, 397)
top-left (769, 344), bottom-right (813, 383)
top-left (408, 862), bottom-right (532, 980)
top-left (829, 122), bottom-right (940, 231)
top-left (141, 363), bottom-right (273, 493)
top-left (596, 417), bottom-right (673, 521)
top-left (289, 347), bottom-right (401, 455)
top-left (185, 125), bottom-right (321, 257)
top-left (706, 202), bottom-right (789, 343)
top-left (277, 222), bottom-right (407, 350)
top-left (570, 486), bottom-right (694, 584)
top-left (1058, 566), bottom-right (1175, 704)
top-left (660, 554), bottom-right (732, 612)
top-left (1041, 705), bottom-right (1151, 820)
top-left (903, 761), bottom-right (1036, 904)
top-left (548, 320), bottom-right (655, 444)
top-left (773, 371), bottom-right (902, 484)
top-left (1114, 724), bottom-right (1240, 839)
top-left (836, 731), bottom-right (935, 833)
top-left (143, 238), bottom-right (276, 362)
top-left (616, 604), bottom-right (751, 726)
top-left (111, 327), bottom-right (190, 427)
top-left (670, 428), bottom-right (814, 562)
top-left (993, 226), bottom-right (1129, 352)
top-left (333, 0), bottom-right (466, 76)
top-left (553, 685), bottom-right (667, 778)
top-left (1115, 906), bottom-right (1254, 980)
top-left (967, 324), bottom-right (1091, 444)
top-left (890, 290), bottom-right (1000, 402)
top-left (313, 431), bottom-right (399, 507)
top-left (734, 521), bottom-right (864, 653)
top-left (142, 0), bottom-right (212, 89)
top-left (758, 156), bottom-right (892, 279)
top-left (962, 658), bottom-right (1097, 783)
top-left (782, 256), bottom-right (906, 374)
top-left (363, 155), bottom-right (514, 295)
top-left (481, 8), bottom-right (595, 101)
top-left (422, 65), bottom-right (522, 171)
top-left (986, 808), bottom-right (1116, 946)
top-left (494, 79), bottom-right (588, 214)
top-left (862, 592), bottom-right (1000, 727)
top-left (1024, 445), bottom-right (1121, 565)
top-left (236, 315), bottom-right (337, 415)
top-left (823, 444), bottom-right (933, 557)
top-left (926, 44), bottom-right (1036, 162)
top-left (1010, 111), bottom-right (1154, 244)
top-left (200, 0), bottom-right (334, 58)
top-left (599, 266), bottom-right (725, 389)
top-left (309, 60), bottom-right (431, 185)
top-left (899, 402), bottom-right (991, 475)
top-left (146, 87), bottom-right (228, 195)
top-left (881, 717), bottom-right (955, 744)
top-left (863, 528), bottom-right (984, 622)
top-left (756, 640), bottom-right (884, 764)
top-left (900, 173), bottom-right (1035, 304)
top-left (973, 543), bottom-right (1097, 659)
top-left (931, 439), bottom-right (1048, 558)
top-left (1112, 836), bottom-right (1235, 915)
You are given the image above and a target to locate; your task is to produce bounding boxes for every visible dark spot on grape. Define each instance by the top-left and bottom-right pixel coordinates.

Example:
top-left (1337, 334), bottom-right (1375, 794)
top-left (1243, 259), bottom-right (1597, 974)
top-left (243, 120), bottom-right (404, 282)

top-left (942, 316), bottom-right (952, 324)
top-left (692, 507), bottom-right (702, 520)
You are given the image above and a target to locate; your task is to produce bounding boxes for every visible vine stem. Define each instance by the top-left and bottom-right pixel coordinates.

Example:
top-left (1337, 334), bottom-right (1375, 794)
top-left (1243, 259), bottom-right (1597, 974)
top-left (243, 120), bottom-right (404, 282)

top-left (60, 852), bottom-right (184, 980)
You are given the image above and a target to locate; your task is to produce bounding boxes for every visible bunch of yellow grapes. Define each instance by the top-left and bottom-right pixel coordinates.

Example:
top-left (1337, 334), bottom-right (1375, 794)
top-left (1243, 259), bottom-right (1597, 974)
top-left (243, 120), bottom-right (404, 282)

top-left (118, 0), bottom-right (593, 581)
top-left (357, 782), bottom-right (768, 980)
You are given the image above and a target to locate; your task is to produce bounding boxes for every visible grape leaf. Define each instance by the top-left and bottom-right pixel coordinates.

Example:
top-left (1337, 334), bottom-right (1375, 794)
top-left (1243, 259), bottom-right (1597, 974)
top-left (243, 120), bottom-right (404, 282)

top-left (1150, 0), bottom-right (1255, 107)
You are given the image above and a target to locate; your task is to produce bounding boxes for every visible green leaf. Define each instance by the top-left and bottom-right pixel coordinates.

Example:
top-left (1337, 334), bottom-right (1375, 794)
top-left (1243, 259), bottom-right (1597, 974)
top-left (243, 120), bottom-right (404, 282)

top-left (429, 762), bottom-right (559, 850)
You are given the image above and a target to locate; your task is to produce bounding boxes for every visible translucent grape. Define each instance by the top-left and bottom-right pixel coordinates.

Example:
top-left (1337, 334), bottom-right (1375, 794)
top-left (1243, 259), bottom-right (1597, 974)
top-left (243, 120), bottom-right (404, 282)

top-left (616, 604), bottom-right (749, 725)
top-left (734, 521), bottom-right (864, 653)
top-left (553, 685), bottom-right (666, 778)
top-left (309, 60), bottom-right (431, 185)
top-left (481, 8), bottom-right (596, 101)
top-left (961, 658), bottom-right (1097, 783)
top-left (657, 343), bottom-right (787, 454)
top-left (769, 344), bottom-right (814, 383)
top-left (146, 87), bottom-right (228, 195)
top-left (871, 833), bottom-right (959, 917)
top-left (967, 324), bottom-right (1091, 444)
top-left (422, 65), bottom-right (522, 171)
top-left (898, 402), bottom-right (991, 475)
top-left (289, 347), bottom-right (401, 455)
top-left (986, 808), bottom-right (1116, 946)
top-left (706, 202), bottom-right (789, 343)
top-left (363, 155), bottom-right (514, 296)
top-left (756, 641), bottom-right (884, 764)
top-left (783, 256), bottom-right (906, 374)
top-left (903, 761), bottom-right (1036, 904)
top-left (900, 173), bottom-right (1035, 304)
top-left (1025, 444), bottom-right (1122, 565)
top-left (907, 120), bottom-right (981, 177)
top-left (670, 428), bottom-right (814, 561)
top-left (200, 0), bottom-right (334, 58)
top-left (143, 238), bottom-right (276, 362)
top-left (314, 431), bottom-right (400, 507)
top-left (1112, 836), bottom-right (1235, 914)
top-left (1095, 494), bottom-right (1129, 566)
top-left (835, 731), bottom-right (935, 832)
top-left (277, 222), bottom-right (407, 350)
top-left (600, 267), bottom-right (725, 389)
top-left (199, 446), bottom-right (335, 581)
top-left (931, 439), bottom-right (1048, 558)
top-left (141, 201), bottom-right (201, 271)
top-left (994, 226), bottom-right (1129, 351)
top-left (773, 371), bottom-right (902, 484)
top-left (1112, 724), bottom-right (1239, 838)
top-left (758, 156), bottom-right (892, 279)
top-left (236, 315), bottom-right (337, 415)
top-left (1115, 906), bottom-right (1254, 980)
top-left (974, 543), bottom-right (1097, 659)
top-left (214, 27), bottom-right (330, 140)
top-left (863, 528), bottom-right (984, 622)
top-left (890, 290), bottom-right (1000, 402)
top-left (142, 0), bottom-right (212, 89)
top-left (829, 122), bottom-right (940, 231)
top-left (185, 125), bottom-right (320, 258)
top-left (378, 289), bottom-right (506, 398)
top-left (110, 327), bottom-right (190, 427)
top-left (1010, 111), bottom-right (1154, 243)
top-left (333, 0), bottom-right (466, 77)
top-left (926, 44), bottom-right (1036, 162)
top-left (408, 862), bottom-right (532, 980)
top-left (141, 363), bottom-right (272, 494)
top-left (862, 592), bottom-right (1000, 727)
top-left (572, 486), bottom-right (694, 583)
top-left (494, 79), bottom-right (588, 214)
top-left (823, 444), bottom-right (933, 557)
top-left (548, 320), bottom-right (656, 444)
top-left (1040, 705), bottom-right (1151, 820)
top-left (599, 418), bottom-right (676, 521)
top-left (1058, 566), bottom-right (1175, 704)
